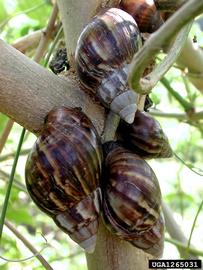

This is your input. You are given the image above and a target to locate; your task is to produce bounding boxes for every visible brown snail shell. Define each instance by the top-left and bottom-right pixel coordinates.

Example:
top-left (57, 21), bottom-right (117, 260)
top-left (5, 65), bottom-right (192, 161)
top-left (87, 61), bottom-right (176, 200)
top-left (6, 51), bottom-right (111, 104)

top-left (25, 107), bottom-right (103, 253)
top-left (102, 143), bottom-right (164, 256)
top-left (97, 65), bottom-right (139, 124)
top-left (75, 8), bottom-right (142, 123)
top-left (118, 109), bottom-right (173, 158)
top-left (120, 0), bottom-right (164, 33)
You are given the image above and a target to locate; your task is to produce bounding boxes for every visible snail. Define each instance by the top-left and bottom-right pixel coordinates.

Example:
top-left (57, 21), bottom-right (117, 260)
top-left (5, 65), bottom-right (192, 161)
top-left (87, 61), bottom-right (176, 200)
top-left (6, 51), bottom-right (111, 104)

top-left (25, 107), bottom-right (103, 253)
top-left (75, 8), bottom-right (142, 123)
top-left (102, 143), bottom-right (164, 256)
top-left (118, 109), bottom-right (173, 158)
top-left (120, 0), bottom-right (164, 33)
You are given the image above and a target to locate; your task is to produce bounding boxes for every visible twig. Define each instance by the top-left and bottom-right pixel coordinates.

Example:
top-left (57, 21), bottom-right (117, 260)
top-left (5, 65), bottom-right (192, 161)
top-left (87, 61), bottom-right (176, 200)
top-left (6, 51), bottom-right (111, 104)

top-left (128, 0), bottom-right (203, 94)
top-left (0, 148), bottom-right (30, 162)
top-left (165, 238), bottom-right (203, 257)
top-left (4, 220), bottom-right (53, 270)
top-left (187, 200), bottom-right (203, 257)
top-left (0, 169), bottom-right (27, 192)
top-left (149, 109), bottom-right (203, 121)
top-left (44, 24), bottom-right (63, 67)
top-left (12, 29), bottom-right (43, 53)
top-left (174, 153), bottom-right (203, 177)
top-left (161, 77), bottom-right (194, 112)
top-left (48, 251), bottom-right (83, 263)
top-left (141, 23), bottom-right (192, 93)
top-left (0, 119), bottom-right (14, 154)
top-left (34, 3), bottom-right (58, 63)
top-left (162, 202), bottom-right (200, 260)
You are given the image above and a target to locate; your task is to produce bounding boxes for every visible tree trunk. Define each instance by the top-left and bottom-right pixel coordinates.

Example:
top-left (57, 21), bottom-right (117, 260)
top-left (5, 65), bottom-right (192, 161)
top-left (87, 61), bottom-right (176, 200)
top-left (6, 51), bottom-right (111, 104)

top-left (56, 0), bottom-right (150, 269)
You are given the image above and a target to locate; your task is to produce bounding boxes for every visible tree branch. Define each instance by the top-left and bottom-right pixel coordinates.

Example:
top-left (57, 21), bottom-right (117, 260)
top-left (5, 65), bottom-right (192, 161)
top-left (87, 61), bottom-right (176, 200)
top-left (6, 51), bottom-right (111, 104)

top-left (12, 29), bottom-right (42, 53)
top-left (177, 38), bottom-right (203, 92)
top-left (128, 0), bottom-right (203, 94)
top-left (0, 39), bottom-right (104, 135)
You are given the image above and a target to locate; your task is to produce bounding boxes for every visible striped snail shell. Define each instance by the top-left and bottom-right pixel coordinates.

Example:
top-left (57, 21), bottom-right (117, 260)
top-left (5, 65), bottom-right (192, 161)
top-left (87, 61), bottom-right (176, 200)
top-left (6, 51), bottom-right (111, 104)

top-left (97, 65), bottom-right (139, 124)
top-left (75, 8), bottom-right (142, 123)
top-left (102, 143), bottom-right (164, 256)
top-left (120, 0), bottom-right (164, 33)
top-left (25, 107), bottom-right (103, 253)
top-left (118, 109), bottom-right (173, 158)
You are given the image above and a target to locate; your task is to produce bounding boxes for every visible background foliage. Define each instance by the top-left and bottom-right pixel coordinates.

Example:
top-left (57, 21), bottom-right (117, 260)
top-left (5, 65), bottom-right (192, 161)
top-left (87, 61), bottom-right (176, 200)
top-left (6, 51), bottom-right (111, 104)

top-left (0, 0), bottom-right (203, 269)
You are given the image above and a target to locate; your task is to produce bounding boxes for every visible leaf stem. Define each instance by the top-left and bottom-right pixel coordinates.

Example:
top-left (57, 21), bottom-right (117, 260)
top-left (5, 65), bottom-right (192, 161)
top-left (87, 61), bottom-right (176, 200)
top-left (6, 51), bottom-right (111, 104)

top-left (0, 127), bottom-right (26, 243)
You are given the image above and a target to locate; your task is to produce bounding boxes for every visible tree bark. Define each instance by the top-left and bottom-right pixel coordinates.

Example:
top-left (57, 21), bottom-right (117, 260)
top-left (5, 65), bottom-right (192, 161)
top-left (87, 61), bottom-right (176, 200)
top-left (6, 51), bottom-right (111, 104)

top-left (56, 0), bottom-right (150, 269)
top-left (0, 39), bottom-right (104, 135)
top-left (86, 220), bottom-right (151, 270)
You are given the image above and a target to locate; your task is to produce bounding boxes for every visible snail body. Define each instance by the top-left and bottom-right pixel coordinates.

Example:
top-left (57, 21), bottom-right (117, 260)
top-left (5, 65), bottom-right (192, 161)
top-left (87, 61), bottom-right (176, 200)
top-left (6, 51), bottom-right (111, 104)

top-left (75, 8), bottom-right (142, 123)
top-left (120, 0), bottom-right (163, 33)
top-left (118, 109), bottom-right (173, 158)
top-left (25, 107), bottom-right (103, 253)
top-left (102, 143), bottom-right (164, 256)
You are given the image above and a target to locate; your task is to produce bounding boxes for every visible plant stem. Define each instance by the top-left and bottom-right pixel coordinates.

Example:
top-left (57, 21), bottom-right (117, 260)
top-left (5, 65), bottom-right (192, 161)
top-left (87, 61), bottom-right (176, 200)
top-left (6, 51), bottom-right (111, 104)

top-left (0, 169), bottom-right (27, 192)
top-left (165, 237), bottom-right (203, 257)
top-left (34, 3), bottom-right (58, 63)
top-left (187, 200), bottom-right (203, 257)
top-left (129, 0), bottom-right (203, 93)
top-left (4, 220), bottom-right (53, 270)
top-left (161, 77), bottom-right (194, 112)
top-left (162, 202), bottom-right (200, 259)
top-left (149, 109), bottom-right (203, 121)
top-left (0, 148), bottom-right (30, 162)
top-left (44, 24), bottom-right (63, 67)
top-left (0, 127), bottom-right (26, 243)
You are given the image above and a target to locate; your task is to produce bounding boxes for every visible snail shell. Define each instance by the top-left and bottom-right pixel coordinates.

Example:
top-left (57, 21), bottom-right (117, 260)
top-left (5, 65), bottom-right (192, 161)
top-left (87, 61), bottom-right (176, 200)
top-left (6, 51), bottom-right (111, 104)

top-left (25, 107), bottom-right (103, 253)
top-left (120, 0), bottom-right (164, 33)
top-left (75, 8), bottom-right (142, 123)
top-left (102, 143), bottom-right (163, 255)
top-left (118, 109), bottom-right (173, 158)
top-left (97, 66), bottom-right (139, 124)
top-left (75, 8), bottom-right (142, 91)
